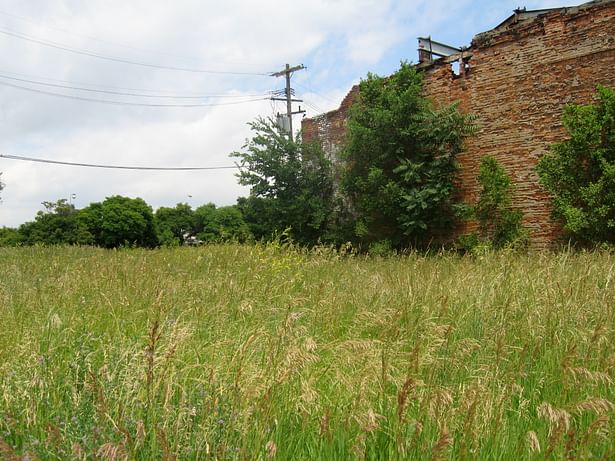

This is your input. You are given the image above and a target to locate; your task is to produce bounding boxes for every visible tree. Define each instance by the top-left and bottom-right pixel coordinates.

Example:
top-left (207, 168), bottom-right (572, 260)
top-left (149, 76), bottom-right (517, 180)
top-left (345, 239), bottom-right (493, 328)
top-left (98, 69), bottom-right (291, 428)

top-left (537, 86), bottom-right (615, 244)
top-left (154, 203), bottom-right (195, 246)
top-left (0, 227), bottom-right (24, 247)
top-left (18, 199), bottom-right (93, 245)
top-left (80, 196), bottom-right (158, 248)
top-left (0, 172), bottom-right (4, 203)
top-left (194, 203), bottom-right (251, 243)
top-left (341, 62), bottom-right (476, 248)
top-left (231, 117), bottom-right (334, 245)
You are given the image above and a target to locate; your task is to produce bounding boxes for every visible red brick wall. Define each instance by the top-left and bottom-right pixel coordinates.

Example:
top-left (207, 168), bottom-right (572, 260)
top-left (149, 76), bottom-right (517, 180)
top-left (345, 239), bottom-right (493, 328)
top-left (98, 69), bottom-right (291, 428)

top-left (301, 0), bottom-right (615, 247)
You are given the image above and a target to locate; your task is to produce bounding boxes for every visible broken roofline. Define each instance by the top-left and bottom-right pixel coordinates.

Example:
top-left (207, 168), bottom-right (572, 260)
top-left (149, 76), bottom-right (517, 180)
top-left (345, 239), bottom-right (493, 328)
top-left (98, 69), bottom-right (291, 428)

top-left (491, 6), bottom-right (565, 30)
top-left (418, 0), bottom-right (609, 65)
top-left (477, 0), bottom-right (611, 42)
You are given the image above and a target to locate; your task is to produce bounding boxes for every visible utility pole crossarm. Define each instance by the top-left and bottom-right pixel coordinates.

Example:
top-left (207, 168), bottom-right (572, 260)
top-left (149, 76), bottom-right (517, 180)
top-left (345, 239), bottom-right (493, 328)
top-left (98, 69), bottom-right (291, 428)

top-left (270, 64), bottom-right (306, 77)
top-left (270, 63), bottom-right (306, 142)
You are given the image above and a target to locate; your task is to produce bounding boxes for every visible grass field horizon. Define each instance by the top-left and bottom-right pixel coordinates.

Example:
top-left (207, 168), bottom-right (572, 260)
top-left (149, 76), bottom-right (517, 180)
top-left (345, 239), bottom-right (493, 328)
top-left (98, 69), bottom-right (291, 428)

top-left (1, 244), bottom-right (614, 460)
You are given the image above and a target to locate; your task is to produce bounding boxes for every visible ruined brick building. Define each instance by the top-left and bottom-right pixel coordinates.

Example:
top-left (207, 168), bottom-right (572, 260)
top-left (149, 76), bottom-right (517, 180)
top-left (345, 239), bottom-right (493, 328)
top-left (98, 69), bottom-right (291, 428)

top-left (302, 0), bottom-right (615, 246)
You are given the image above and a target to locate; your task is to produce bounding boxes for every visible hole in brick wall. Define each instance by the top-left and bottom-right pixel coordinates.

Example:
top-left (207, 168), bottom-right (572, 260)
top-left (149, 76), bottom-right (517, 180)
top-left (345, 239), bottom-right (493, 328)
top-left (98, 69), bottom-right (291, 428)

top-left (451, 61), bottom-right (461, 76)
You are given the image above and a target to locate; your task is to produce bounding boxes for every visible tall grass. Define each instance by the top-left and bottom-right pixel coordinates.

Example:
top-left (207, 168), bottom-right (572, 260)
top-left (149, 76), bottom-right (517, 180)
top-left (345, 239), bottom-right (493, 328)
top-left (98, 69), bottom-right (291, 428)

top-left (0, 244), bottom-right (613, 460)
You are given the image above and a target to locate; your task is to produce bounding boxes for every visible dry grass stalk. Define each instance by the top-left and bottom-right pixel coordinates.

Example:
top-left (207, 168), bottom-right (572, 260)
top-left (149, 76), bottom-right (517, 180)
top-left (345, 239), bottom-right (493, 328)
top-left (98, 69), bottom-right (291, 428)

top-left (526, 431), bottom-right (541, 453)
top-left (265, 440), bottom-right (277, 459)
top-left (537, 402), bottom-right (572, 435)
top-left (361, 409), bottom-right (384, 433)
top-left (319, 410), bottom-right (331, 441)
top-left (44, 422), bottom-right (62, 449)
top-left (72, 442), bottom-right (87, 460)
top-left (571, 397), bottom-right (615, 416)
top-left (431, 427), bottom-right (452, 461)
top-left (564, 428), bottom-right (578, 460)
top-left (428, 389), bottom-right (453, 427)
top-left (538, 402), bottom-right (573, 457)
top-left (135, 420), bottom-right (145, 444)
top-left (397, 377), bottom-right (416, 423)
top-left (564, 367), bottom-right (614, 386)
top-left (156, 427), bottom-right (176, 461)
top-left (579, 415), bottom-right (610, 447)
top-left (0, 439), bottom-right (19, 461)
top-left (459, 389), bottom-right (480, 458)
top-left (96, 443), bottom-right (128, 461)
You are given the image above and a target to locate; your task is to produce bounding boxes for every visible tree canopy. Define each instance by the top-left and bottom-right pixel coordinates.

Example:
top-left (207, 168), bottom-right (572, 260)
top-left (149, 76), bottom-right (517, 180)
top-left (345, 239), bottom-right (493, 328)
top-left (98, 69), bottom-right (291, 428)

top-left (19, 199), bottom-right (93, 246)
top-left (231, 117), bottom-right (334, 245)
top-left (155, 203), bottom-right (195, 246)
top-left (80, 196), bottom-right (158, 248)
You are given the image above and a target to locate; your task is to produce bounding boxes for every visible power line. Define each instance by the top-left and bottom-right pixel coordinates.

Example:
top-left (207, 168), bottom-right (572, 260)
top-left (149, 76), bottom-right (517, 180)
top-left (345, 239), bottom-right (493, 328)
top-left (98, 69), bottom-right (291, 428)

top-left (0, 28), bottom-right (271, 76)
top-left (0, 68), bottom-right (273, 97)
top-left (0, 72), bottom-right (272, 99)
top-left (0, 9), bottom-right (210, 65)
top-left (0, 153), bottom-right (238, 171)
top-left (303, 99), bottom-right (327, 115)
top-left (0, 80), bottom-right (269, 107)
top-left (295, 81), bottom-right (341, 106)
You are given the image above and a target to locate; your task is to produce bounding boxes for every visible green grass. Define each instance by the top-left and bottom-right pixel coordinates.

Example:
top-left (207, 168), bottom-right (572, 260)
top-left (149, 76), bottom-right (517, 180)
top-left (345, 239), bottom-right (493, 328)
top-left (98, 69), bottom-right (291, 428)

top-left (0, 244), bottom-right (614, 460)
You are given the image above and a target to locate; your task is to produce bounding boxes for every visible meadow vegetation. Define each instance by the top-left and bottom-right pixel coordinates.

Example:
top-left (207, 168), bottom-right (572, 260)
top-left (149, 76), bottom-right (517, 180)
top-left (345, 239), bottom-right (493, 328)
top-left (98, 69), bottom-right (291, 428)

top-left (1, 244), bottom-right (614, 460)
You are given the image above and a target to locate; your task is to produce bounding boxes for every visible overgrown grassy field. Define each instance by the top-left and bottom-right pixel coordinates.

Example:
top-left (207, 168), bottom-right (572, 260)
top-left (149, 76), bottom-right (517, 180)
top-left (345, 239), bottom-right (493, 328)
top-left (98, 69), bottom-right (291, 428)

top-left (1, 245), bottom-right (614, 460)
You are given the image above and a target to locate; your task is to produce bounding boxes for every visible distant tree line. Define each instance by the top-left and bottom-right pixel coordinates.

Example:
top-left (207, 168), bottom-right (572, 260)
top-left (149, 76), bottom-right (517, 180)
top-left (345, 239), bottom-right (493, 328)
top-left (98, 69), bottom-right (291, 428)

top-left (0, 196), bottom-right (252, 248)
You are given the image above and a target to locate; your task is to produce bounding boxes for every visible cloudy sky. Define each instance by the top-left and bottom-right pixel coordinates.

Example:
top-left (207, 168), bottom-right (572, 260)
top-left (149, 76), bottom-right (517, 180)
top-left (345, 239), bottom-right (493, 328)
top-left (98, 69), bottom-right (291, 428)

top-left (0, 0), bottom-right (581, 227)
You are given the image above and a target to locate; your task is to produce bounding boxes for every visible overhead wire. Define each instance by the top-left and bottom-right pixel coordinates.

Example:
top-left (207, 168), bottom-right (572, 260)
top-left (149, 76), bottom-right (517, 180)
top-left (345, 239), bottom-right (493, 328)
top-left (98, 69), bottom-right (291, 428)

top-left (0, 68), bottom-right (266, 96)
top-left (0, 9), bottom-right (209, 65)
top-left (0, 153), bottom-right (238, 171)
top-left (0, 80), bottom-right (270, 107)
top-left (0, 28), bottom-right (272, 76)
top-left (0, 72), bottom-right (273, 99)
top-left (303, 99), bottom-right (327, 115)
top-left (295, 81), bottom-right (341, 106)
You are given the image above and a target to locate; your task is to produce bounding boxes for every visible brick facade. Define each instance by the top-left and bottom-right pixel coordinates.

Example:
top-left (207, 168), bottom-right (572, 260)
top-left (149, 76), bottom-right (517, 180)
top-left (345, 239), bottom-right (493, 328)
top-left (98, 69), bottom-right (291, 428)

top-left (302, 0), bottom-right (615, 247)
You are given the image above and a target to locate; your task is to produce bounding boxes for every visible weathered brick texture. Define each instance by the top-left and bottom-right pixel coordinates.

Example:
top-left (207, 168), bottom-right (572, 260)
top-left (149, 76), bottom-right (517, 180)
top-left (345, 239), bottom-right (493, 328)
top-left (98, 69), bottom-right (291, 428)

top-left (302, 0), bottom-right (615, 247)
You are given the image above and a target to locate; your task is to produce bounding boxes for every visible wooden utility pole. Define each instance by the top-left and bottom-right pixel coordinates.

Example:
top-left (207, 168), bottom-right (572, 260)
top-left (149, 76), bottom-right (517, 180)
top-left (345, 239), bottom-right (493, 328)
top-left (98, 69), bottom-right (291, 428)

top-left (271, 63), bottom-right (306, 142)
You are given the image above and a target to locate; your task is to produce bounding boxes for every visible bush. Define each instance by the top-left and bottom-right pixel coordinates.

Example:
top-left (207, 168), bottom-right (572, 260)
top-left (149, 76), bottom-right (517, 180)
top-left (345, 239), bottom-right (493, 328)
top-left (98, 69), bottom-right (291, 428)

top-left (537, 85), bottom-right (615, 245)
top-left (458, 156), bottom-right (527, 250)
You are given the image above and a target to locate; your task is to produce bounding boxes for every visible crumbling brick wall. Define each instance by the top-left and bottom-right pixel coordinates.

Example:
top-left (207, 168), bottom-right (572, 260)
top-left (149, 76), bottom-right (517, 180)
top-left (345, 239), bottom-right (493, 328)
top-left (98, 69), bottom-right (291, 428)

top-left (302, 0), bottom-right (615, 247)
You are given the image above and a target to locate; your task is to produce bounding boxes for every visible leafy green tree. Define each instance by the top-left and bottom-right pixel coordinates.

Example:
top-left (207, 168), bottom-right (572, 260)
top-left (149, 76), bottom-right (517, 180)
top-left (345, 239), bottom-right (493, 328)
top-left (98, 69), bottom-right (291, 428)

top-left (19, 199), bottom-right (93, 245)
top-left (0, 227), bottom-right (24, 246)
top-left (154, 203), bottom-right (195, 246)
top-left (80, 196), bottom-right (158, 248)
top-left (0, 172), bottom-right (4, 202)
top-left (341, 62), bottom-right (476, 248)
top-left (537, 86), bottom-right (615, 244)
top-left (235, 196), bottom-right (277, 241)
top-left (194, 203), bottom-right (251, 243)
top-left (231, 117), bottom-right (334, 245)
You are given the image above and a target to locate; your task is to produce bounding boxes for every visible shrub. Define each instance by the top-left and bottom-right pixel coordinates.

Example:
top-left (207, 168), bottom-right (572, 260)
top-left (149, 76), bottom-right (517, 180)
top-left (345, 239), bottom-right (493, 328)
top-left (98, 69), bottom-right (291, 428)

top-left (458, 156), bottom-right (527, 250)
top-left (537, 85), bottom-right (615, 245)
